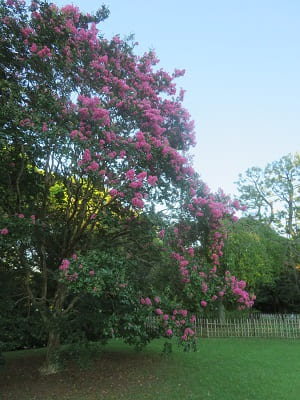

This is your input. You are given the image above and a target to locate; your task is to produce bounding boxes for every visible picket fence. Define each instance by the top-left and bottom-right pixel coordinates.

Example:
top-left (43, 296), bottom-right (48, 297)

top-left (195, 316), bottom-right (300, 339)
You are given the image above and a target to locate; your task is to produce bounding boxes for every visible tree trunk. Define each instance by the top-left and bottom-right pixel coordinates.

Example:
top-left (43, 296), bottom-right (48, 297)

top-left (217, 299), bottom-right (226, 323)
top-left (40, 329), bottom-right (61, 375)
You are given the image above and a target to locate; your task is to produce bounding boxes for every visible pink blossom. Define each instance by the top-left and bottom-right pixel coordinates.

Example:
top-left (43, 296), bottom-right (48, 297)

top-left (232, 200), bottom-right (241, 209)
top-left (158, 229), bottom-right (165, 239)
top-left (184, 327), bottom-right (195, 337)
top-left (89, 270), bottom-right (95, 275)
top-left (30, 43), bottom-right (38, 53)
top-left (233, 287), bottom-right (243, 296)
top-left (1, 228), bottom-right (8, 235)
top-left (90, 214), bottom-right (96, 220)
top-left (87, 161), bottom-right (99, 171)
top-left (187, 247), bottom-right (194, 257)
top-left (18, 214), bottom-right (24, 219)
top-left (238, 280), bottom-right (246, 289)
top-left (108, 151), bottom-right (117, 158)
top-left (59, 259), bottom-right (70, 271)
top-left (137, 171), bottom-right (147, 180)
top-left (131, 197), bottom-right (144, 209)
top-left (37, 45), bottom-right (52, 59)
top-left (155, 308), bottom-right (163, 315)
top-left (163, 314), bottom-right (169, 321)
top-left (154, 296), bottom-right (160, 304)
top-left (129, 181), bottom-right (143, 189)
top-left (133, 191), bottom-right (143, 199)
top-left (147, 175), bottom-right (158, 186)
top-left (109, 189), bottom-right (118, 196)
top-left (81, 149), bottom-right (91, 163)
top-left (201, 300), bottom-right (207, 307)
top-left (202, 282), bottom-right (208, 294)
top-left (180, 260), bottom-right (189, 268)
top-left (145, 297), bottom-right (152, 306)
top-left (165, 328), bottom-right (173, 337)
top-left (125, 169), bottom-right (135, 180)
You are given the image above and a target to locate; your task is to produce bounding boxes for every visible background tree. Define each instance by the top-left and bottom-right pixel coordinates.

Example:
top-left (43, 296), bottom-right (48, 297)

top-left (221, 217), bottom-right (287, 292)
top-left (236, 153), bottom-right (300, 312)
top-left (236, 153), bottom-right (300, 237)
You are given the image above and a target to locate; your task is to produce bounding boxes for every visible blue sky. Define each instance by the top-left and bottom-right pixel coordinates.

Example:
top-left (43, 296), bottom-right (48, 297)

top-left (53, 0), bottom-right (299, 196)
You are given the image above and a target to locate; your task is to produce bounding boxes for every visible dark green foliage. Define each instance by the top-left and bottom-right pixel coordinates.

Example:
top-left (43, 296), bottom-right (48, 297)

top-left (58, 341), bottom-right (103, 370)
top-left (221, 217), bottom-right (287, 291)
top-left (0, 262), bottom-right (47, 351)
top-left (161, 341), bottom-right (172, 355)
top-left (235, 153), bottom-right (300, 311)
top-left (255, 268), bottom-right (300, 313)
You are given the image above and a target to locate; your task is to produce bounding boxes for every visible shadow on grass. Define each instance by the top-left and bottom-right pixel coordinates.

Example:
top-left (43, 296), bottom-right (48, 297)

top-left (0, 341), bottom-right (168, 400)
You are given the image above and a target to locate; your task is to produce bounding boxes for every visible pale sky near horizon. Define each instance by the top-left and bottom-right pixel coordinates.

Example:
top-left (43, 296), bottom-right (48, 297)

top-left (49, 0), bottom-right (299, 197)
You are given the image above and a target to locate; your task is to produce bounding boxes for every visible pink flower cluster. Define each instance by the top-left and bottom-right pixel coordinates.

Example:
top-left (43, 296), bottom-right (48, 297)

top-left (228, 275), bottom-right (255, 309)
top-left (181, 327), bottom-right (195, 341)
top-left (140, 297), bottom-right (196, 339)
top-left (59, 259), bottom-right (70, 271)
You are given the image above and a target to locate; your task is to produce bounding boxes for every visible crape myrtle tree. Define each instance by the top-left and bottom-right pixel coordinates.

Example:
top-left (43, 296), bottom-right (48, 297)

top-left (158, 191), bottom-right (256, 323)
top-left (0, 0), bottom-right (253, 369)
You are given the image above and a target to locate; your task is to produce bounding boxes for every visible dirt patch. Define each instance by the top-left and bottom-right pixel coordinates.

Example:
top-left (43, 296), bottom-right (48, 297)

top-left (0, 350), bottom-right (164, 400)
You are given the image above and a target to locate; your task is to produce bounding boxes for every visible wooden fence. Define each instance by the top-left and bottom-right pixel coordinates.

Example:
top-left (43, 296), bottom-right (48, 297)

top-left (196, 317), bottom-right (300, 339)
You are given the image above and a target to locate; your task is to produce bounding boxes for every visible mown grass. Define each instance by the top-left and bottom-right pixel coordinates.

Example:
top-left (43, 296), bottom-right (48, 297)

top-left (1, 338), bottom-right (300, 400)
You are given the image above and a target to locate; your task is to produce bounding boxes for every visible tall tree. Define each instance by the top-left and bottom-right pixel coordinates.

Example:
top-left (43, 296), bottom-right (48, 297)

top-left (221, 217), bottom-right (287, 292)
top-left (236, 153), bottom-right (300, 310)
top-left (0, 0), bottom-right (253, 370)
top-left (236, 153), bottom-right (300, 237)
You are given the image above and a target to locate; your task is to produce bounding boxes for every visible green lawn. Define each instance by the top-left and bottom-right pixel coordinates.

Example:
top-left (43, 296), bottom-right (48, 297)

top-left (1, 338), bottom-right (300, 400)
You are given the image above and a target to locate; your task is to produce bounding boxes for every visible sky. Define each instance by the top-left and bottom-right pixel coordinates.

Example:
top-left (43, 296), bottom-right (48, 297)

top-left (52, 0), bottom-right (299, 197)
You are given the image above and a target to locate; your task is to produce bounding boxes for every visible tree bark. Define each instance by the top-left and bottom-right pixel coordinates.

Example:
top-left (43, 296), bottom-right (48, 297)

top-left (39, 327), bottom-right (61, 375)
top-left (217, 299), bottom-right (226, 323)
